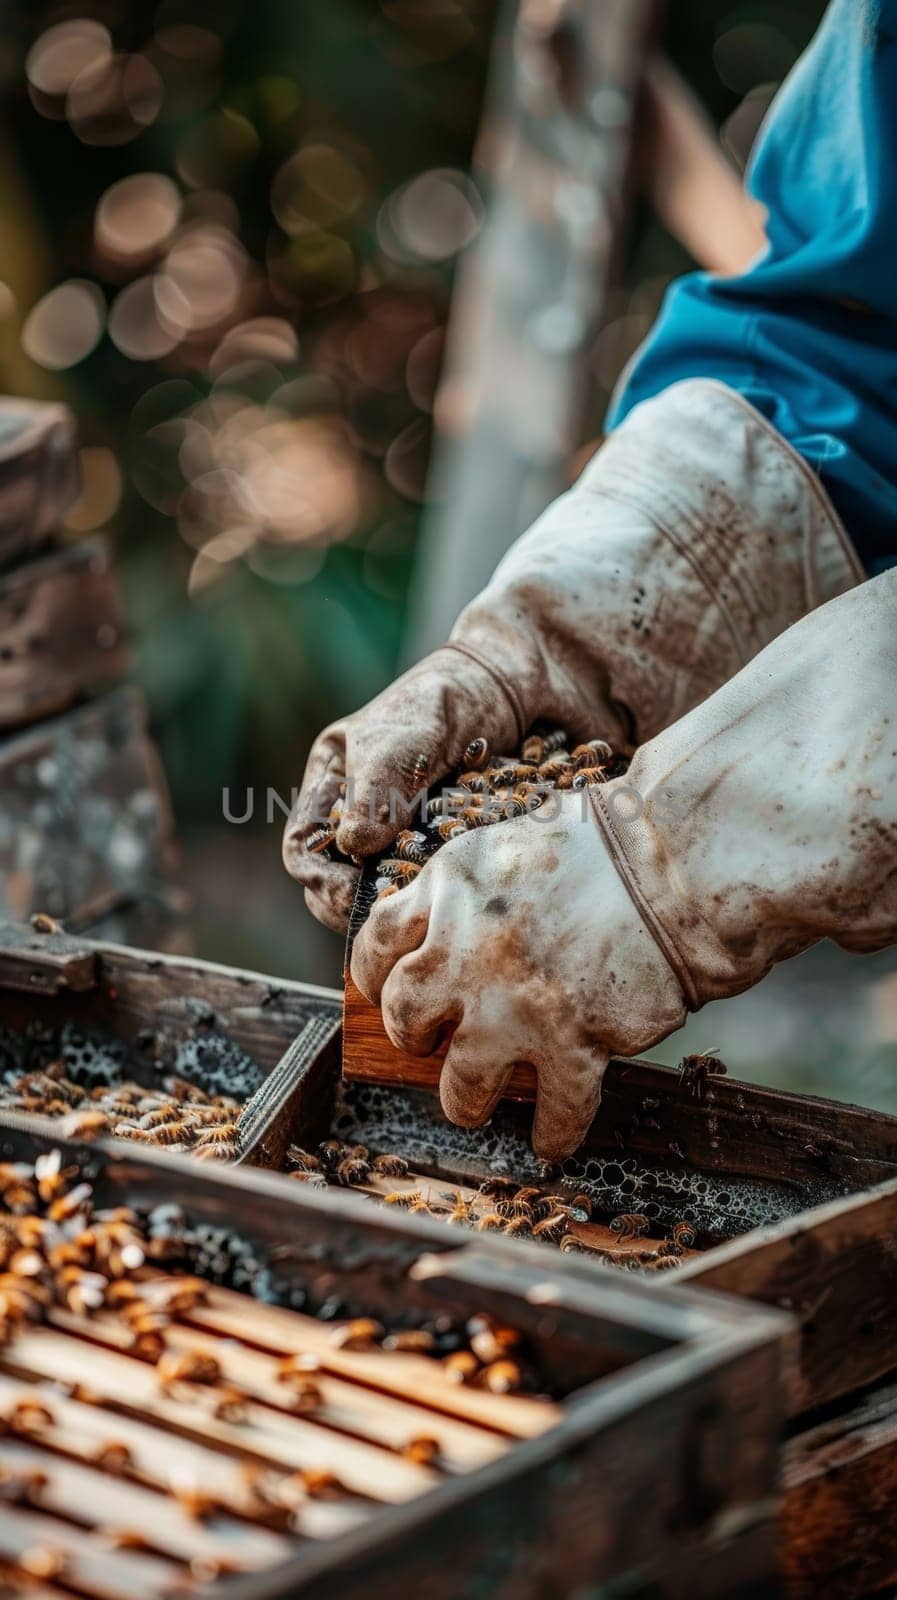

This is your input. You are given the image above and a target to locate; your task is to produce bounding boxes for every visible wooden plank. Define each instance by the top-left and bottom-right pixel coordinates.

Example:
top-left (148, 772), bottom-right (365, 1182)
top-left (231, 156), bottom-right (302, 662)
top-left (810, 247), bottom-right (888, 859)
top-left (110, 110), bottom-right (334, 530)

top-left (0, 1372), bottom-right (366, 1542)
top-left (0, 1503), bottom-right (180, 1600)
top-left (0, 924), bottom-right (340, 1073)
top-left (0, 690), bottom-right (176, 926)
top-left (0, 1439), bottom-right (291, 1569)
top-left (343, 973), bottom-right (536, 1100)
top-left (0, 398), bottom-right (79, 567)
top-left (782, 1379), bottom-right (897, 1599)
top-left (678, 1178), bottom-right (897, 1417)
top-left (46, 1304), bottom-right (512, 1475)
top-left (182, 1286), bottom-right (562, 1440)
top-left (0, 538), bottom-right (128, 731)
top-left (0, 921), bottom-right (97, 993)
top-left (3, 1328), bottom-right (442, 1504)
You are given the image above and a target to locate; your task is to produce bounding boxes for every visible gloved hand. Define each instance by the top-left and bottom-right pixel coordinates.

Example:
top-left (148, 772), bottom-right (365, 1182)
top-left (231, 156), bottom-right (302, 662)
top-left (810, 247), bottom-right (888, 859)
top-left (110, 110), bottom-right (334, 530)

top-left (284, 379), bottom-right (862, 931)
top-left (350, 569), bottom-right (897, 1159)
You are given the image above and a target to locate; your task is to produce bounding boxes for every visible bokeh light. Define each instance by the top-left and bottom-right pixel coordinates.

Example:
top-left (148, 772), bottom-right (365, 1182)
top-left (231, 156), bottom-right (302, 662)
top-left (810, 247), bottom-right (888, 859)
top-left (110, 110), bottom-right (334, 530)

top-left (67, 53), bottom-right (165, 147)
top-left (22, 280), bottom-right (105, 370)
top-left (26, 20), bottom-right (112, 116)
top-left (378, 167), bottom-right (483, 262)
top-left (94, 174), bottom-right (183, 268)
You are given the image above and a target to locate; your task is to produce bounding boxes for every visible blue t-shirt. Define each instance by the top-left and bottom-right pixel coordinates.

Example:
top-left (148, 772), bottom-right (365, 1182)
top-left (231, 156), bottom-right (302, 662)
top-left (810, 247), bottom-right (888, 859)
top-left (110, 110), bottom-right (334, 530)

top-left (607, 0), bottom-right (897, 575)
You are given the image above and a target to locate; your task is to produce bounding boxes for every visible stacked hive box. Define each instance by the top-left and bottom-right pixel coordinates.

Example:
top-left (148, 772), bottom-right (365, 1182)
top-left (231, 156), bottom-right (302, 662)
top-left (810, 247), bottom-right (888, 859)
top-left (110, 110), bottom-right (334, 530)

top-left (0, 399), bottom-right (177, 937)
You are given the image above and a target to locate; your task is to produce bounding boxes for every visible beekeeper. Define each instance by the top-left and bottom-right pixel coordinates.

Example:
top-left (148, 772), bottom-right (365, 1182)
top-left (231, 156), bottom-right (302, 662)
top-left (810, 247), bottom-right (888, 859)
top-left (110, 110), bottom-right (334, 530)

top-left (284, 0), bottom-right (897, 1158)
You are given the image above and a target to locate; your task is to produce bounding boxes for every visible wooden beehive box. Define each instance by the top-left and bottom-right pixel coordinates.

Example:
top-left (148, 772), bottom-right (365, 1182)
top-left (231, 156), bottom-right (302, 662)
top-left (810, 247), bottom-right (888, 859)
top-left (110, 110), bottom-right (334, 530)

top-left (0, 1115), bottom-right (789, 1600)
top-left (6, 924), bottom-right (897, 1596)
top-left (0, 921), bottom-right (340, 1166)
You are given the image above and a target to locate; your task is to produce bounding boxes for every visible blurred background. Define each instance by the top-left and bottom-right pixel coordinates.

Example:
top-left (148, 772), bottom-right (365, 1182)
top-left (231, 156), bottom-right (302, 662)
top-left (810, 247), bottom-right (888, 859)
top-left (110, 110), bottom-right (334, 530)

top-left (5, 0), bottom-right (897, 1113)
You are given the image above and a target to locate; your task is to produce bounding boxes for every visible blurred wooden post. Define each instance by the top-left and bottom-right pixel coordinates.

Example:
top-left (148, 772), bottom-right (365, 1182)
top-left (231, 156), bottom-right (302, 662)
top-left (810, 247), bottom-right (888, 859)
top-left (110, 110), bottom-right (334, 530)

top-left (403, 0), bottom-right (660, 663)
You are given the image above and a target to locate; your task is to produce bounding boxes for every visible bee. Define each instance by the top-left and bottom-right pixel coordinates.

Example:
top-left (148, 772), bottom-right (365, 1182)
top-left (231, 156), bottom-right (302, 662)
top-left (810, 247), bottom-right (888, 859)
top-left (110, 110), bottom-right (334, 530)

top-left (93, 1440), bottom-right (133, 1474)
top-left (477, 1176), bottom-right (516, 1200)
top-left (34, 1151), bottom-right (77, 1204)
top-left (8, 1398), bottom-right (54, 1434)
top-left (463, 737), bottom-right (489, 769)
top-left (214, 1386), bottom-right (249, 1424)
top-left (329, 1318), bottom-right (383, 1351)
top-left (443, 1350), bottom-right (479, 1385)
top-left (48, 1182), bottom-right (93, 1223)
top-left (301, 1468), bottom-right (343, 1500)
top-left (157, 1350), bottom-right (221, 1391)
top-left (610, 1213), bottom-right (650, 1241)
top-left (568, 1192), bottom-right (593, 1221)
top-left (572, 766), bottom-right (606, 789)
top-left (289, 1170), bottom-right (328, 1189)
top-left (61, 1109), bottom-right (110, 1140)
top-left (371, 1152), bottom-right (409, 1178)
top-left (138, 1105), bottom-right (183, 1131)
top-left (29, 912), bottom-right (62, 935)
top-left (435, 819), bottom-right (467, 842)
top-left (457, 771), bottom-right (490, 794)
top-left (148, 1120), bottom-right (192, 1148)
top-left (670, 1220), bottom-right (697, 1250)
top-left (512, 1187), bottom-right (541, 1207)
top-left (571, 739), bottom-right (613, 769)
top-left (445, 1194), bottom-right (473, 1225)
top-left (679, 1048), bottom-right (727, 1102)
top-left (476, 1212), bottom-right (504, 1232)
top-left (395, 829), bottom-right (429, 864)
top-left (467, 1317), bottom-right (521, 1364)
top-left (404, 1435), bottom-right (440, 1466)
top-left (195, 1140), bottom-right (238, 1162)
top-left (410, 752), bottom-right (429, 792)
top-left (536, 757), bottom-right (572, 783)
top-left (378, 859), bottom-right (422, 885)
top-left (382, 1328), bottom-right (436, 1353)
top-left (559, 1235), bottom-right (589, 1255)
top-left (503, 1216), bottom-right (532, 1237)
top-left (459, 806), bottom-right (497, 829)
top-left (286, 1147), bottom-right (322, 1173)
top-left (336, 1155), bottom-right (370, 1186)
top-left (279, 1375), bottom-right (323, 1415)
top-left (305, 826), bottom-right (336, 855)
top-left (18, 1546), bottom-right (67, 1581)
top-left (195, 1124), bottom-right (240, 1149)
top-left (533, 1211), bottom-right (569, 1242)
top-left (382, 1187), bottom-right (422, 1208)
top-left (482, 1359), bottom-right (522, 1394)
top-left (319, 1139), bottom-right (346, 1171)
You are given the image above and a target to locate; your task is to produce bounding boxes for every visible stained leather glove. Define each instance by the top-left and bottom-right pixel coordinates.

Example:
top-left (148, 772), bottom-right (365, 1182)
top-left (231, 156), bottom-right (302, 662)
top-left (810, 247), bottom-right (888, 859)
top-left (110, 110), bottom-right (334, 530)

top-left (350, 569), bottom-right (897, 1159)
top-left (284, 378), bottom-right (862, 931)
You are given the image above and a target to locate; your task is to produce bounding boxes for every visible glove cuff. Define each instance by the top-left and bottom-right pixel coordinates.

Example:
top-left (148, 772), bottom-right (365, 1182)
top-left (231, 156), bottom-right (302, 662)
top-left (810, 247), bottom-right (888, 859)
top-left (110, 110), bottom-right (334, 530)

top-left (438, 641), bottom-right (528, 747)
top-left (587, 784), bottom-right (702, 1012)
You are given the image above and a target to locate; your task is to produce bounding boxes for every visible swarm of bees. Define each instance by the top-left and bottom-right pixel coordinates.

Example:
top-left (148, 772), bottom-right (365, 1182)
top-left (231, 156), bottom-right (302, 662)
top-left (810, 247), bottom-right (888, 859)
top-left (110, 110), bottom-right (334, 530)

top-left (305, 727), bottom-right (628, 898)
top-left (284, 1141), bottom-right (697, 1269)
top-left (0, 1147), bottom-right (559, 1597)
top-left (0, 1060), bottom-right (244, 1160)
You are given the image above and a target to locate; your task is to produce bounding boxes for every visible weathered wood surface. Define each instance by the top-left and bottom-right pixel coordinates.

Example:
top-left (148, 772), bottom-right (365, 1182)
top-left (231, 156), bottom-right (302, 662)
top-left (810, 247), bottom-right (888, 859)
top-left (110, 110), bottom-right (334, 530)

top-left (0, 688), bottom-right (176, 925)
top-left (679, 1178), bottom-right (897, 1418)
top-left (404, 0), bottom-right (660, 658)
top-left (343, 972), bottom-right (537, 1098)
top-left (343, 993), bottom-right (897, 1195)
top-left (0, 1120), bottom-right (791, 1600)
top-left (782, 1379), bottom-right (897, 1599)
top-left (0, 921), bottom-right (340, 1073)
top-left (0, 397), bottom-right (80, 565)
top-left (0, 537), bottom-right (129, 730)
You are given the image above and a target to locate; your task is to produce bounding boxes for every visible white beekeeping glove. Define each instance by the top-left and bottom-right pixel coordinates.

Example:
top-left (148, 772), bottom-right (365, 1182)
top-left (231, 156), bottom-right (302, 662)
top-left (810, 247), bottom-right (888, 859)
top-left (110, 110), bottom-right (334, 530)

top-left (350, 571), bottom-right (897, 1159)
top-left (284, 379), bottom-right (862, 931)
